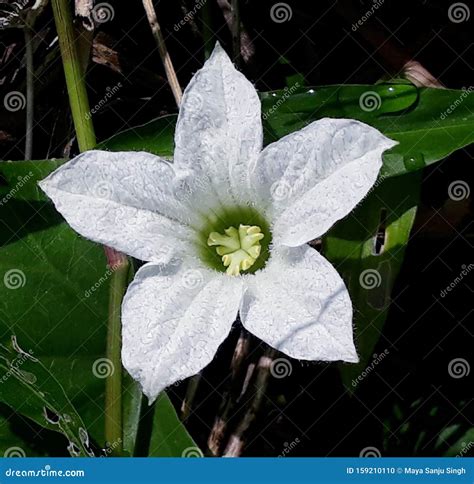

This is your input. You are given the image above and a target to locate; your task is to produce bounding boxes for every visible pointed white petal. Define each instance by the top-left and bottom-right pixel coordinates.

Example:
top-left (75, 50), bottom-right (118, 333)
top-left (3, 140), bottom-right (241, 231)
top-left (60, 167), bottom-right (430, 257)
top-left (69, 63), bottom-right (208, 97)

top-left (174, 43), bottom-right (262, 207)
top-left (251, 118), bottom-right (396, 245)
top-left (122, 262), bottom-right (243, 402)
top-left (39, 150), bottom-right (200, 263)
top-left (240, 246), bottom-right (358, 362)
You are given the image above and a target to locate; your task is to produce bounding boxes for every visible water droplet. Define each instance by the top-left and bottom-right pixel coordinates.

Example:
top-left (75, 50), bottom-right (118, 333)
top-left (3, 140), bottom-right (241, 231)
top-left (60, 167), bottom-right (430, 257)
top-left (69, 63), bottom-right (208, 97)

top-left (403, 153), bottom-right (425, 172)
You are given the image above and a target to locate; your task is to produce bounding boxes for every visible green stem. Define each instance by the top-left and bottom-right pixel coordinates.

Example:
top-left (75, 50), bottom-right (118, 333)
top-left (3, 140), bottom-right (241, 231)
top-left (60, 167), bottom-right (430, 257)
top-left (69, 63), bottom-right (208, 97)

top-left (51, 0), bottom-right (125, 455)
top-left (105, 254), bottom-right (129, 454)
top-left (51, 0), bottom-right (96, 152)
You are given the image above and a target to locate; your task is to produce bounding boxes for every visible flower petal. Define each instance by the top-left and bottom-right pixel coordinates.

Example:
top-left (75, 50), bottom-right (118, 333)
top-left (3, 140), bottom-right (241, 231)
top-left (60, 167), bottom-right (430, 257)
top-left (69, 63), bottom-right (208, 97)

top-left (252, 118), bottom-right (397, 246)
top-left (39, 150), bottom-right (200, 263)
top-left (174, 43), bottom-right (262, 207)
top-left (122, 262), bottom-right (243, 402)
top-left (240, 246), bottom-right (358, 362)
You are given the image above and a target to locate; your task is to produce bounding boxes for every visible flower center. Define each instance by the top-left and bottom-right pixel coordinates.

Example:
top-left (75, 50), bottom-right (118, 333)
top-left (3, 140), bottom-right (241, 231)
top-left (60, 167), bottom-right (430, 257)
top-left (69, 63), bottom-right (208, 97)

top-left (207, 225), bottom-right (264, 276)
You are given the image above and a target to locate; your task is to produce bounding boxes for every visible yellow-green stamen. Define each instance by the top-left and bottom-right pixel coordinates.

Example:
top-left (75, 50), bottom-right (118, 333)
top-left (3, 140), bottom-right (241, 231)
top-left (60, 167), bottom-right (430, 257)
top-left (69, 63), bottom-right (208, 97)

top-left (207, 225), bottom-right (264, 276)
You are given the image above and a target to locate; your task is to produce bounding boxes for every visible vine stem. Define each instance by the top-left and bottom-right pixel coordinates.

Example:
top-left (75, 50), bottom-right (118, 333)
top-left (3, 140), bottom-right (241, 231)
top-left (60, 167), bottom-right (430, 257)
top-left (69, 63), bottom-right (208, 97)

top-left (104, 248), bottom-right (128, 453)
top-left (50, 0), bottom-right (96, 152)
top-left (51, 0), bottom-right (126, 455)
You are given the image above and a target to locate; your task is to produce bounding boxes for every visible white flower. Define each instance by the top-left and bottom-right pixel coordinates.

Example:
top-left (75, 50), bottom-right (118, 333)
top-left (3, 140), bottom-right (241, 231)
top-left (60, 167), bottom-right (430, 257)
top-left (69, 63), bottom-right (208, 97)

top-left (39, 44), bottom-right (396, 403)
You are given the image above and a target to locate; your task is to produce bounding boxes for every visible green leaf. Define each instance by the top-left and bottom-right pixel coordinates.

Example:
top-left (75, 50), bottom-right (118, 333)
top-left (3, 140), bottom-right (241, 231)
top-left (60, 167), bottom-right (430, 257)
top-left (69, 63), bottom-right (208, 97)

top-left (148, 394), bottom-right (198, 457)
top-left (0, 409), bottom-right (47, 457)
top-left (0, 337), bottom-right (92, 456)
top-left (98, 114), bottom-right (176, 158)
top-left (323, 172), bottom-right (422, 389)
top-left (261, 84), bottom-right (474, 177)
top-left (121, 372), bottom-right (143, 455)
top-left (0, 160), bottom-right (110, 450)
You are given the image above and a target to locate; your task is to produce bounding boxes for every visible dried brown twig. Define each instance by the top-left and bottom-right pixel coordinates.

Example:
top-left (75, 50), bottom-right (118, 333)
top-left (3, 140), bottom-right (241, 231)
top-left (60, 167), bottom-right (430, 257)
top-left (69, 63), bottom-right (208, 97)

top-left (222, 348), bottom-right (277, 457)
top-left (207, 330), bottom-right (253, 454)
top-left (142, 0), bottom-right (182, 105)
